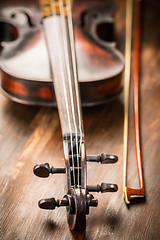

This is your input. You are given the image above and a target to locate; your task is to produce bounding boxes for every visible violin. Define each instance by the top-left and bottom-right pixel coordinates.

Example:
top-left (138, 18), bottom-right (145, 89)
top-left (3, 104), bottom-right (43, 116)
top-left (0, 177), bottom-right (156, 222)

top-left (0, 0), bottom-right (124, 106)
top-left (0, 0), bottom-right (124, 231)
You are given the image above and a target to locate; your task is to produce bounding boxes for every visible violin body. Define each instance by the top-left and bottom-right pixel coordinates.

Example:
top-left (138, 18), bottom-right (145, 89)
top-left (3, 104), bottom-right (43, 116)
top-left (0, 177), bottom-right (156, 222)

top-left (0, 0), bottom-right (124, 106)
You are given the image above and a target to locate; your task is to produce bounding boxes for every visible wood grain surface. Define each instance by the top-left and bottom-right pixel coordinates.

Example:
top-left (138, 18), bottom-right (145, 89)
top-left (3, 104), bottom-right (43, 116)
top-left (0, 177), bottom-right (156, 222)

top-left (0, 0), bottom-right (160, 239)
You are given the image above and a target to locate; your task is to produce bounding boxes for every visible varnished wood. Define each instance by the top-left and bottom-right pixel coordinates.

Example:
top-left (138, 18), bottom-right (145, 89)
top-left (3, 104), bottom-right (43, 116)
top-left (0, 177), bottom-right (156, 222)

top-left (1, 67), bottom-right (122, 107)
top-left (125, 0), bottom-right (145, 202)
top-left (0, 0), bottom-right (124, 106)
top-left (0, 0), bottom-right (160, 239)
top-left (124, 0), bottom-right (145, 203)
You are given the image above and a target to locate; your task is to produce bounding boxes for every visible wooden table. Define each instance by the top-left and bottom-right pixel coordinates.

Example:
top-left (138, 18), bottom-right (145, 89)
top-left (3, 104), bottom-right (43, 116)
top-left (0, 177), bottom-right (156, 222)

top-left (0, 0), bottom-right (160, 239)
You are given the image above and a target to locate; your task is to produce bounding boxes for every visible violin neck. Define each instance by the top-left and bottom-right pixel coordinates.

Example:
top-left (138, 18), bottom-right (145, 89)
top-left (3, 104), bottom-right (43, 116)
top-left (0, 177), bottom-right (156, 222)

top-left (40, 0), bottom-right (85, 189)
top-left (41, 0), bottom-right (84, 138)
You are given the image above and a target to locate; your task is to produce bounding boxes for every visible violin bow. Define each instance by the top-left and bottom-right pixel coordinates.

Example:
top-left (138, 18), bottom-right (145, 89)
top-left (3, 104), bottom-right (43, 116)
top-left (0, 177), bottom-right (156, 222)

top-left (123, 0), bottom-right (145, 204)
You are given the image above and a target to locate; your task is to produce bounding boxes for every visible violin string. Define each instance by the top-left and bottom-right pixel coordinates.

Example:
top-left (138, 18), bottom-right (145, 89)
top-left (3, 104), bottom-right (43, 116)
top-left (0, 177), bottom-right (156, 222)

top-left (59, 0), bottom-right (81, 187)
top-left (65, 0), bottom-right (81, 187)
top-left (66, 0), bottom-right (81, 187)
top-left (59, 0), bottom-right (78, 186)
top-left (50, 0), bottom-right (76, 185)
top-left (58, 0), bottom-right (77, 186)
top-left (66, 0), bottom-right (83, 187)
top-left (58, 0), bottom-right (79, 186)
top-left (68, 0), bottom-right (83, 187)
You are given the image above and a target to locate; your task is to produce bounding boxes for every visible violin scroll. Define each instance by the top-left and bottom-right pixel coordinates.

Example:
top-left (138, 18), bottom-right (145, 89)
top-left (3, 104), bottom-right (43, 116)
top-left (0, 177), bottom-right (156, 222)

top-left (33, 150), bottom-right (118, 231)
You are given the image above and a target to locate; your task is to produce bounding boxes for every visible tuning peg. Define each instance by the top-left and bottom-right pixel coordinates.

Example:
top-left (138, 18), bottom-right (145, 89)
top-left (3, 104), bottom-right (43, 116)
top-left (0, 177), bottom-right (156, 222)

top-left (85, 194), bottom-right (98, 215)
top-left (86, 194), bottom-right (98, 207)
top-left (87, 183), bottom-right (118, 193)
top-left (39, 198), bottom-right (57, 210)
top-left (33, 163), bottom-right (51, 178)
top-left (86, 153), bottom-right (118, 164)
top-left (33, 163), bottom-right (66, 178)
top-left (100, 183), bottom-right (118, 193)
top-left (38, 197), bottom-right (69, 210)
top-left (100, 153), bottom-right (118, 164)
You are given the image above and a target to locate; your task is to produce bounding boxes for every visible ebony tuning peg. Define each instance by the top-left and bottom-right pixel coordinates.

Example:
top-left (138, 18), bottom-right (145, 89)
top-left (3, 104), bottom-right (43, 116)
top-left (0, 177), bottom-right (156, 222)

top-left (33, 163), bottom-right (66, 178)
top-left (38, 197), bottom-right (69, 210)
top-left (101, 153), bottom-right (118, 164)
top-left (39, 198), bottom-right (57, 210)
top-left (33, 163), bottom-right (51, 178)
top-left (86, 153), bottom-right (118, 164)
top-left (100, 183), bottom-right (118, 193)
top-left (87, 183), bottom-right (118, 193)
top-left (86, 194), bottom-right (98, 207)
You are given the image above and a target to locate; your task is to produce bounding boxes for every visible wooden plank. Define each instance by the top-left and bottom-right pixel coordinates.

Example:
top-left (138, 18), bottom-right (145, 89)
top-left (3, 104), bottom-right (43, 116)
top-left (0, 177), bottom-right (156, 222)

top-left (0, 0), bottom-right (160, 239)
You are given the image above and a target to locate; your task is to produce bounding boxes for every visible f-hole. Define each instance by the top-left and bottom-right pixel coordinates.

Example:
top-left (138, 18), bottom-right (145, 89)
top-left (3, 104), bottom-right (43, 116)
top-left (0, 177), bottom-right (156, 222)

top-left (0, 21), bottom-right (19, 53)
top-left (96, 22), bottom-right (114, 42)
top-left (0, 21), bottom-right (18, 43)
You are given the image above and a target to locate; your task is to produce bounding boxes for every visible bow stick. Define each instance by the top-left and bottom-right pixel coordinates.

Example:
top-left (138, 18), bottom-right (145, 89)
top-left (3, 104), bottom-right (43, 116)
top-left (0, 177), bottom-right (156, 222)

top-left (123, 0), bottom-right (145, 204)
